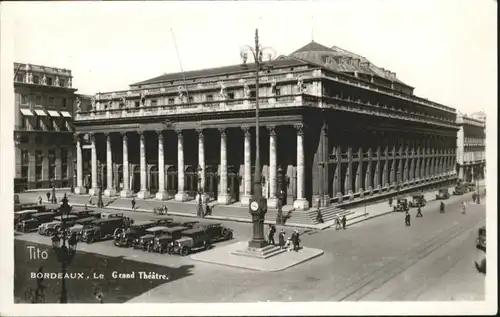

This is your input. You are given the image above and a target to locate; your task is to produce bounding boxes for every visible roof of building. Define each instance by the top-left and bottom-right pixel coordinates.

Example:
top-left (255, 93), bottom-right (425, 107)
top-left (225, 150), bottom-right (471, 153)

top-left (292, 41), bottom-right (334, 54)
top-left (131, 57), bottom-right (311, 86)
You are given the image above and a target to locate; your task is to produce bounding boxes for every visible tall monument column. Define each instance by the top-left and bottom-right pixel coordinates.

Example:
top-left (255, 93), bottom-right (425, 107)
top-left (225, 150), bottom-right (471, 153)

top-left (241, 126), bottom-right (252, 206)
top-left (156, 130), bottom-right (168, 200)
top-left (218, 128), bottom-right (231, 205)
top-left (89, 133), bottom-right (100, 196)
top-left (293, 124), bottom-right (309, 210)
top-left (175, 130), bottom-right (188, 202)
top-left (74, 134), bottom-right (87, 194)
top-left (104, 133), bottom-right (116, 197)
top-left (267, 125), bottom-right (278, 208)
top-left (137, 131), bottom-right (150, 199)
top-left (120, 132), bottom-right (133, 198)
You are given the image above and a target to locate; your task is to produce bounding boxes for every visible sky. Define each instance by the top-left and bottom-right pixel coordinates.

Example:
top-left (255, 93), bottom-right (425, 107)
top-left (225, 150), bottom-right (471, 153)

top-left (3, 0), bottom-right (498, 115)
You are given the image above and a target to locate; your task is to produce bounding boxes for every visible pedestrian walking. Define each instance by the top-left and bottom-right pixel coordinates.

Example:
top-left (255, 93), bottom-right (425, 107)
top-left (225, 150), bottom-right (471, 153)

top-left (88, 195), bottom-right (93, 205)
top-left (284, 237), bottom-right (293, 251)
top-left (335, 215), bottom-right (341, 230)
top-left (292, 229), bottom-right (300, 251)
top-left (416, 206), bottom-right (423, 217)
top-left (472, 192), bottom-right (477, 203)
top-left (38, 196), bottom-right (42, 205)
top-left (46, 192), bottom-right (51, 202)
top-left (440, 201), bottom-right (445, 213)
top-left (461, 201), bottom-right (466, 215)
top-left (342, 215), bottom-right (347, 230)
top-left (84, 204), bottom-right (88, 210)
top-left (131, 197), bottom-right (136, 210)
top-left (316, 208), bottom-right (324, 223)
top-left (267, 224), bottom-right (276, 245)
top-left (405, 211), bottom-right (411, 226)
top-left (278, 229), bottom-right (286, 249)
top-left (388, 196), bottom-right (393, 207)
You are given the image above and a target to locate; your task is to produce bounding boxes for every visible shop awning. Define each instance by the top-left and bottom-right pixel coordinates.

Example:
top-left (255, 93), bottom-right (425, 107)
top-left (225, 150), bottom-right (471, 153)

top-left (20, 108), bottom-right (34, 116)
top-left (34, 109), bottom-right (47, 116)
top-left (60, 111), bottom-right (72, 118)
top-left (47, 110), bottom-right (60, 117)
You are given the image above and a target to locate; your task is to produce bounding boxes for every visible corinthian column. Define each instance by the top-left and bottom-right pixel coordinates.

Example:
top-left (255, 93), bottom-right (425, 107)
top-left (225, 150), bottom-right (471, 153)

top-left (74, 134), bottom-right (87, 194)
top-left (218, 128), bottom-right (231, 205)
top-left (241, 126), bottom-right (252, 206)
top-left (120, 132), bottom-right (133, 197)
top-left (293, 124), bottom-right (309, 210)
top-left (365, 147), bottom-right (373, 193)
top-left (103, 133), bottom-right (116, 196)
top-left (156, 130), bottom-right (168, 200)
top-left (196, 128), bottom-right (208, 203)
top-left (175, 130), bottom-right (188, 201)
top-left (267, 125), bottom-right (279, 208)
top-left (89, 134), bottom-right (100, 196)
top-left (137, 131), bottom-right (150, 199)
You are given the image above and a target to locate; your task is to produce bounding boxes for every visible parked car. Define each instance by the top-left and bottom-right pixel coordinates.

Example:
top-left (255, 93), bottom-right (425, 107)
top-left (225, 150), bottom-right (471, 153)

top-left (69, 209), bottom-right (91, 219)
top-left (133, 226), bottom-right (170, 251)
top-left (88, 210), bottom-right (102, 218)
top-left (393, 198), bottom-right (409, 212)
top-left (475, 226), bottom-right (486, 274)
top-left (14, 209), bottom-right (38, 226)
top-left (194, 221), bottom-right (233, 242)
top-left (101, 212), bottom-right (124, 219)
top-left (170, 228), bottom-right (211, 256)
top-left (52, 215), bottom-right (78, 227)
top-left (408, 194), bottom-right (426, 208)
top-left (453, 185), bottom-right (467, 195)
top-left (16, 203), bottom-right (45, 213)
top-left (152, 226), bottom-right (190, 254)
top-left (436, 188), bottom-right (450, 200)
top-left (80, 218), bottom-right (127, 244)
top-left (67, 216), bottom-right (102, 236)
top-left (16, 212), bottom-right (55, 233)
top-left (37, 219), bottom-right (71, 236)
top-left (113, 220), bottom-right (156, 247)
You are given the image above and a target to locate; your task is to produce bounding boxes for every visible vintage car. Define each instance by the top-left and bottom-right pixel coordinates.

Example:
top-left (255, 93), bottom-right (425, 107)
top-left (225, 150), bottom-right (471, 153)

top-left (154, 218), bottom-right (174, 226)
top-left (52, 215), bottom-right (78, 226)
top-left (133, 226), bottom-right (170, 250)
top-left (194, 221), bottom-right (233, 242)
top-left (67, 216), bottom-right (102, 235)
top-left (393, 198), bottom-right (409, 212)
top-left (152, 226), bottom-right (190, 253)
top-left (166, 220), bottom-right (198, 229)
top-left (16, 212), bottom-right (55, 233)
top-left (37, 219), bottom-right (72, 236)
top-left (69, 209), bottom-right (91, 219)
top-left (16, 203), bottom-right (45, 213)
top-left (80, 218), bottom-right (126, 244)
top-left (170, 228), bottom-right (211, 256)
top-left (408, 194), bottom-right (427, 208)
top-left (101, 212), bottom-right (124, 219)
top-left (475, 226), bottom-right (486, 274)
top-left (113, 220), bottom-right (156, 247)
top-left (14, 209), bottom-right (38, 225)
top-left (453, 184), bottom-right (467, 195)
top-left (436, 188), bottom-right (450, 200)
top-left (87, 210), bottom-right (102, 218)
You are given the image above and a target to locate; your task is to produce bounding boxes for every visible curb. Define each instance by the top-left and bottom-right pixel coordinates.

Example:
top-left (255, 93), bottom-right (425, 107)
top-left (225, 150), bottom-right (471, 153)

top-left (347, 210), bottom-right (394, 227)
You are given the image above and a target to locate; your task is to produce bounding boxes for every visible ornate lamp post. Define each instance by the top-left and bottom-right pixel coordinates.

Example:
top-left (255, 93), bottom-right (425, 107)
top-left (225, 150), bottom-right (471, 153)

top-left (240, 29), bottom-right (276, 249)
top-left (51, 194), bottom-right (77, 303)
top-left (197, 165), bottom-right (203, 217)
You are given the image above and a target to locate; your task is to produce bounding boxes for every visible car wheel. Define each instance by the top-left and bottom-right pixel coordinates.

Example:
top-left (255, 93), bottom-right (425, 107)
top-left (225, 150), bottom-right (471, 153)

top-left (86, 236), bottom-right (94, 244)
top-left (181, 247), bottom-right (189, 256)
top-left (226, 231), bottom-right (233, 240)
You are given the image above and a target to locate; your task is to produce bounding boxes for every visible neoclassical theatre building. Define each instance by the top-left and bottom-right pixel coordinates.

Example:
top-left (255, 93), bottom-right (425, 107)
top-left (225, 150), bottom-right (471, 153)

top-left (74, 41), bottom-right (458, 210)
top-left (456, 112), bottom-right (486, 182)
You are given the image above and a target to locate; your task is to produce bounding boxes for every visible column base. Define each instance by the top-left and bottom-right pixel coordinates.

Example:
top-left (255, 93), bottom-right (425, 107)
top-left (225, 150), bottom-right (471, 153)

top-left (336, 193), bottom-right (343, 203)
top-left (217, 194), bottom-right (231, 205)
top-left (104, 188), bottom-right (117, 197)
top-left (137, 190), bottom-right (151, 199)
top-left (120, 189), bottom-right (134, 198)
top-left (89, 187), bottom-right (100, 196)
top-left (348, 190), bottom-right (354, 201)
top-left (293, 198), bottom-right (310, 210)
top-left (240, 194), bottom-right (251, 206)
top-left (155, 191), bottom-right (169, 201)
top-left (74, 186), bottom-right (87, 195)
top-left (175, 191), bottom-right (189, 202)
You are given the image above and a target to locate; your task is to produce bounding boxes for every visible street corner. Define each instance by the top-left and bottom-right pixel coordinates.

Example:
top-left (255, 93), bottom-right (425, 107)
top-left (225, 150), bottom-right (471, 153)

top-left (190, 241), bottom-right (324, 272)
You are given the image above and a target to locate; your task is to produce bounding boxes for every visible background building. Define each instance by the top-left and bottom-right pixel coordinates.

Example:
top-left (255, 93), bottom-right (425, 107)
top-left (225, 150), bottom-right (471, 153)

top-left (456, 112), bottom-right (486, 183)
top-left (14, 63), bottom-right (78, 191)
top-left (73, 40), bottom-right (458, 215)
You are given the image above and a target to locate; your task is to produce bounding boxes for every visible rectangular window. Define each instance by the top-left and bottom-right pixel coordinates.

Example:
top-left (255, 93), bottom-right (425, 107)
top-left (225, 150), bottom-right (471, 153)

top-left (134, 101), bottom-right (140, 107)
top-left (250, 91), bottom-right (256, 98)
top-left (188, 96), bottom-right (194, 103)
top-left (151, 99), bottom-right (157, 107)
top-left (17, 74), bottom-right (25, 83)
top-left (206, 94), bottom-right (213, 101)
top-left (36, 166), bottom-right (42, 181)
top-left (33, 75), bottom-right (39, 84)
top-left (21, 135), bottom-right (29, 144)
top-left (60, 79), bottom-right (65, 87)
top-left (62, 98), bottom-right (67, 108)
top-left (61, 149), bottom-right (67, 165)
top-left (21, 95), bottom-right (28, 105)
top-left (21, 166), bottom-right (28, 178)
top-left (47, 77), bottom-right (53, 86)
top-left (21, 150), bottom-right (29, 165)
top-left (275, 88), bottom-right (281, 96)
top-left (35, 95), bottom-right (41, 105)
top-left (35, 150), bottom-right (43, 165)
top-left (227, 93), bottom-right (234, 100)
top-left (168, 98), bottom-right (174, 105)
top-left (48, 97), bottom-right (55, 107)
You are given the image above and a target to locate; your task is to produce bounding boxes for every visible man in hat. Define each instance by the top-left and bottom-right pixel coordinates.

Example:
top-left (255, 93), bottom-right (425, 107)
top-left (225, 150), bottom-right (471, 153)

top-left (268, 224), bottom-right (276, 245)
top-left (342, 215), bottom-right (347, 230)
top-left (131, 197), bottom-right (136, 210)
top-left (278, 229), bottom-right (286, 249)
top-left (416, 206), bottom-right (423, 218)
top-left (292, 229), bottom-right (300, 251)
top-left (46, 192), bottom-right (51, 202)
top-left (405, 211), bottom-right (411, 226)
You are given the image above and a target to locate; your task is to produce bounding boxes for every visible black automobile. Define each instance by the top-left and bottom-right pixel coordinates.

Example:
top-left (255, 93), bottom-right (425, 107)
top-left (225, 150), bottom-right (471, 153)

top-left (14, 209), bottom-right (38, 226)
top-left (408, 194), bottom-right (426, 208)
top-left (436, 188), bottom-right (450, 200)
top-left (133, 226), bottom-right (170, 251)
top-left (194, 221), bottom-right (233, 242)
top-left (113, 220), bottom-right (156, 247)
top-left (16, 212), bottom-right (55, 233)
top-left (393, 198), bottom-right (409, 212)
top-left (70, 209), bottom-right (91, 219)
top-left (80, 218), bottom-right (126, 244)
top-left (152, 226), bottom-right (190, 254)
top-left (170, 228), bottom-right (211, 256)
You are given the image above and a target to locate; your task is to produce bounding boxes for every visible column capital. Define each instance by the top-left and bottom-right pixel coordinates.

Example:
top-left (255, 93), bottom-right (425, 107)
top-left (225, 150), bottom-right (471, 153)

top-left (89, 133), bottom-right (96, 142)
top-left (294, 123), bottom-right (305, 135)
top-left (196, 127), bottom-right (204, 135)
top-left (175, 129), bottom-right (183, 140)
top-left (266, 125), bottom-right (276, 136)
top-left (218, 127), bottom-right (226, 137)
top-left (104, 132), bottom-right (111, 138)
top-left (156, 129), bottom-right (164, 140)
top-left (137, 129), bottom-right (146, 137)
top-left (121, 132), bottom-right (128, 142)
top-left (241, 125), bottom-right (251, 136)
